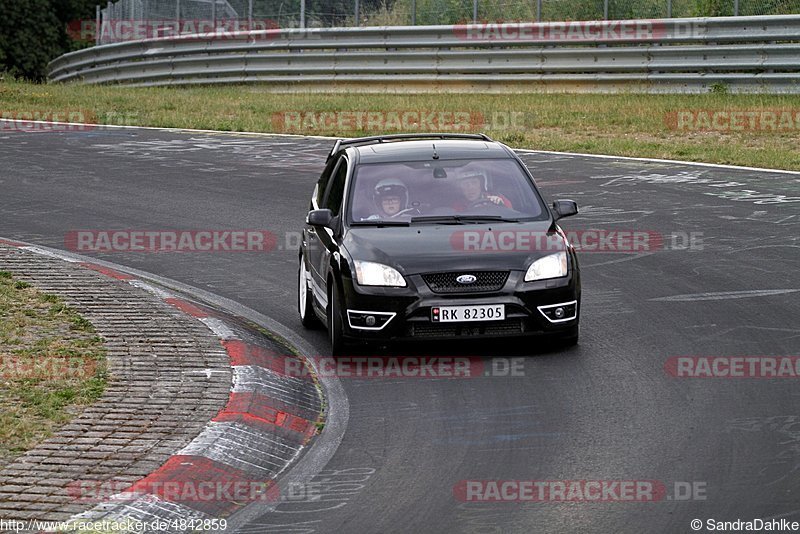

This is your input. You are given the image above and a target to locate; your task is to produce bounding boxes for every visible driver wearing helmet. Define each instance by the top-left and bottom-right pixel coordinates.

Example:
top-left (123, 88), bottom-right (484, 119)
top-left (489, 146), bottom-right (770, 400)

top-left (365, 178), bottom-right (411, 220)
top-left (453, 169), bottom-right (513, 211)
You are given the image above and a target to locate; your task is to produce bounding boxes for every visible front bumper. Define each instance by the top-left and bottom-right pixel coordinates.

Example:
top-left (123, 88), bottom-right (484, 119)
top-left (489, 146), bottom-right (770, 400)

top-left (339, 270), bottom-right (579, 342)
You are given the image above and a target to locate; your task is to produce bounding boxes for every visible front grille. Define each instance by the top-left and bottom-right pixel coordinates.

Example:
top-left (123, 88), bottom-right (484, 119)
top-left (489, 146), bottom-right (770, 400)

top-left (422, 271), bottom-right (509, 293)
top-left (407, 319), bottom-right (525, 338)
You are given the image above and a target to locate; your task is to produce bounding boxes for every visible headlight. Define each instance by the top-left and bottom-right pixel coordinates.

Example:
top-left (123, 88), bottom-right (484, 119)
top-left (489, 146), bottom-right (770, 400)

top-left (524, 252), bottom-right (568, 282)
top-left (354, 260), bottom-right (406, 287)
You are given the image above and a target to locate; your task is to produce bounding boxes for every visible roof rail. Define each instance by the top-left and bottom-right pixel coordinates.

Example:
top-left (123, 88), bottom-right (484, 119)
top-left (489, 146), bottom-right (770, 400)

top-left (327, 133), bottom-right (493, 160)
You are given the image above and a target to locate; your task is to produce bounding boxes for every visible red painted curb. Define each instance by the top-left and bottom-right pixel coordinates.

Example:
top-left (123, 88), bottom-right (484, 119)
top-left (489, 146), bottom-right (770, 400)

top-left (165, 297), bottom-right (210, 318)
top-left (125, 455), bottom-right (279, 516)
top-left (223, 340), bottom-right (313, 380)
top-left (214, 392), bottom-right (316, 440)
top-left (3, 242), bottom-right (322, 523)
top-left (79, 262), bottom-right (135, 280)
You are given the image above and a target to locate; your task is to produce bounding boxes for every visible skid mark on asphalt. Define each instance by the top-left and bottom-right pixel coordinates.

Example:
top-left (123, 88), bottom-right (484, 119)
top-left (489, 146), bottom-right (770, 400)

top-left (764, 509), bottom-right (800, 521)
top-left (595, 169), bottom-right (800, 206)
top-left (239, 519), bottom-right (321, 533)
top-left (726, 244), bottom-right (800, 255)
top-left (453, 502), bottom-right (519, 534)
top-left (582, 289), bottom-right (636, 315)
top-left (574, 205), bottom-right (655, 220)
top-left (239, 468), bottom-right (378, 533)
top-left (429, 405), bottom-right (540, 422)
top-left (580, 252), bottom-right (657, 269)
top-left (649, 289), bottom-right (800, 302)
top-left (425, 405), bottom-right (562, 446)
top-left (717, 210), bottom-right (800, 225)
top-left (90, 136), bottom-right (330, 166)
top-left (599, 169), bottom-right (741, 189)
top-left (726, 416), bottom-right (800, 488)
top-left (704, 189), bottom-right (800, 205)
top-left (681, 324), bottom-right (800, 345)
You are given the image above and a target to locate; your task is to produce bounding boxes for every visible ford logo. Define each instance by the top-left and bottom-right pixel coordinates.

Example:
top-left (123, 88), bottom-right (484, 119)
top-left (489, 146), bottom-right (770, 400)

top-left (456, 274), bottom-right (477, 285)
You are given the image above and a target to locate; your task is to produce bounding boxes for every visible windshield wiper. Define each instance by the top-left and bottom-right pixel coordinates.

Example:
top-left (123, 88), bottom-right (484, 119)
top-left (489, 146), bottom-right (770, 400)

top-left (350, 220), bottom-right (410, 227)
top-left (454, 215), bottom-right (519, 223)
top-left (410, 215), bottom-right (519, 225)
top-left (409, 216), bottom-right (463, 225)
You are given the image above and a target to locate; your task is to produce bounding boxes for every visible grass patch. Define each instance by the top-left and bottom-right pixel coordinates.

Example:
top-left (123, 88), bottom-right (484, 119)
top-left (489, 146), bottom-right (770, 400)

top-left (1, 79), bottom-right (799, 170)
top-left (0, 273), bottom-right (107, 467)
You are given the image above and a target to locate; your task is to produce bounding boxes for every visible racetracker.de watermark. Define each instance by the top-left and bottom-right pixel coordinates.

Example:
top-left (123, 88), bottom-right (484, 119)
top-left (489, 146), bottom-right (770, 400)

top-left (0, 355), bottom-right (97, 380)
top-left (68, 479), bottom-right (350, 508)
top-left (0, 518), bottom-right (228, 534)
top-left (1, 111), bottom-right (140, 131)
top-left (67, 18), bottom-right (290, 42)
top-left (450, 230), bottom-right (703, 253)
top-left (271, 111), bottom-right (531, 133)
top-left (452, 19), bottom-right (694, 41)
top-left (65, 230), bottom-right (278, 253)
top-left (665, 110), bottom-right (800, 132)
top-left (665, 356), bottom-right (800, 378)
top-left (67, 479), bottom-right (279, 503)
top-left (288, 356), bottom-right (524, 379)
top-left (453, 480), bottom-right (707, 502)
top-left (1, 111), bottom-right (96, 132)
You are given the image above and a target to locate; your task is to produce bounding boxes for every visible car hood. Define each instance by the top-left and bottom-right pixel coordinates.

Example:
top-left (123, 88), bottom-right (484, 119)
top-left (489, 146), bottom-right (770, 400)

top-left (342, 221), bottom-right (565, 275)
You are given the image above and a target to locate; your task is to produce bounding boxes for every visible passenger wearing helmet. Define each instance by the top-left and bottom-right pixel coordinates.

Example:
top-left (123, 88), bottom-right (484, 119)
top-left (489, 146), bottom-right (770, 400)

top-left (366, 178), bottom-right (411, 219)
top-left (453, 169), bottom-right (513, 211)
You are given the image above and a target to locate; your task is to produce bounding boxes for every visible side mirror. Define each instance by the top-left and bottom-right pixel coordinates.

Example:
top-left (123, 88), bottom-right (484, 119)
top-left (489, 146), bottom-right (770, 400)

top-left (552, 200), bottom-right (578, 220)
top-left (306, 209), bottom-right (334, 228)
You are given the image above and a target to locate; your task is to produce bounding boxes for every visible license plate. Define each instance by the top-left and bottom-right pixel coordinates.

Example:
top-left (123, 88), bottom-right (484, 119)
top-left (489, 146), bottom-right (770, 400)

top-left (431, 304), bottom-right (505, 323)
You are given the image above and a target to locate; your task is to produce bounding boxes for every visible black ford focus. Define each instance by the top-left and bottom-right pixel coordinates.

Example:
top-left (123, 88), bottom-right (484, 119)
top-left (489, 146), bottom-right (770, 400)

top-left (298, 134), bottom-right (581, 355)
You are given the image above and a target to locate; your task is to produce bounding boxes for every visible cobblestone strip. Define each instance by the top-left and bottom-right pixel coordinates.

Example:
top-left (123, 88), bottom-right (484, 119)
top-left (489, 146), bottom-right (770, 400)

top-left (0, 244), bottom-right (231, 523)
top-left (0, 241), bottom-right (324, 532)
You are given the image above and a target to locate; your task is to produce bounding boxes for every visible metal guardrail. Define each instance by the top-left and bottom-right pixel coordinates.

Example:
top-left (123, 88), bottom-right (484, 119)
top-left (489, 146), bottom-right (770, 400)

top-left (48, 15), bottom-right (800, 92)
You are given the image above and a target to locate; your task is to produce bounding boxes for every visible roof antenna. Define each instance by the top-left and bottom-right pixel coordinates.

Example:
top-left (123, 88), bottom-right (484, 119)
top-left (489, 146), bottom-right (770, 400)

top-left (432, 143), bottom-right (439, 160)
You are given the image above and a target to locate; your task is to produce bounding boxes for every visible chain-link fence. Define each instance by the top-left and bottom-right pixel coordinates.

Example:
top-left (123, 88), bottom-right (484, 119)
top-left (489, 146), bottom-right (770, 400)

top-left (94, 0), bottom-right (800, 44)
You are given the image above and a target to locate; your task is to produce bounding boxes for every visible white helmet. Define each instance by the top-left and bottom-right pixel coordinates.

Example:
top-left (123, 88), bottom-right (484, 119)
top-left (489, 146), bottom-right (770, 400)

top-left (456, 168), bottom-right (488, 190)
top-left (373, 178), bottom-right (409, 209)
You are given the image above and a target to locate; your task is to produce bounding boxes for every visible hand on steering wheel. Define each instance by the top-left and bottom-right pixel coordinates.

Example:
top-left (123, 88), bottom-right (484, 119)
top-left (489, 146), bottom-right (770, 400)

top-left (390, 207), bottom-right (421, 218)
top-left (470, 199), bottom-right (499, 208)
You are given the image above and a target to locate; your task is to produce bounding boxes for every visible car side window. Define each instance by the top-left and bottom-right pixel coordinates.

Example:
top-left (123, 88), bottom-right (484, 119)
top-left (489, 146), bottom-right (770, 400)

top-left (315, 156), bottom-right (339, 207)
top-left (324, 157), bottom-right (348, 216)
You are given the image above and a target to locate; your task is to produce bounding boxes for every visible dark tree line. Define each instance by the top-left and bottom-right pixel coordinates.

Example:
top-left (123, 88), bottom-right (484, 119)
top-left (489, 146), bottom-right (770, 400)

top-left (0, 0), bottom-right (392, 80)
top-left (313, 0), bottom-right (391, 20)
top-left (1, 0), bottom-right (96, 81)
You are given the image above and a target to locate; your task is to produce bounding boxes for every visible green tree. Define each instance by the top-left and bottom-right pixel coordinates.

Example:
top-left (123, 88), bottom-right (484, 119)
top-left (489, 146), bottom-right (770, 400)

top-left (1, 0), bottom-right (96, 81)
top-left (693, 0), bottom-right (734, 15)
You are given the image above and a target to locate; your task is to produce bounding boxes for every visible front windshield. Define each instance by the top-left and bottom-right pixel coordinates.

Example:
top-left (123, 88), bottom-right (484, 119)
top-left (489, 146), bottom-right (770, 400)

top-left (348, 158), bottom-right (548, 224)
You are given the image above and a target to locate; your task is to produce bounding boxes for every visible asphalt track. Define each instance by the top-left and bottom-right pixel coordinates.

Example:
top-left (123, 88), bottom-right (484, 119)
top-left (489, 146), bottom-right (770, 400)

top-left (1, 126), bottom-right (798, 533)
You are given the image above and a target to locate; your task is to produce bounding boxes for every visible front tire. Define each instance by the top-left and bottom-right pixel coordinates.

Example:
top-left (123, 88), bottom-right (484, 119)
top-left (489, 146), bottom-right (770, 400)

top-left (298, 255), bottom-right (319, 328)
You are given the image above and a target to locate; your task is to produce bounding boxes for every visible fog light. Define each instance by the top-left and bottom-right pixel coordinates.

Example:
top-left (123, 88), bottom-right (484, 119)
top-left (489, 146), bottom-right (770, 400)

top-left (366, 316), bottom-right (376, 327)
top-left (554, 307), bottom-right (565, 319)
